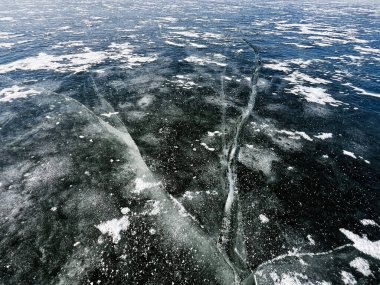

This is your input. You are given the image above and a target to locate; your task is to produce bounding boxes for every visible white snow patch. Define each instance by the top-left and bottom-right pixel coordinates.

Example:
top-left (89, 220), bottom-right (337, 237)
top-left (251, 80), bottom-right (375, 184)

top-left (340, 228), bottom-right (380, 260)
top-left (343, 150), bottom-right (357, 159)
top-left (0, 85), bottom-right (40, 102)
top-left (95, 216), bottom-right (130, 244)
top-left (314, 133), bottom-right (332, 140)
top-left (277, 130), bottom-right (313, 141)
top-left (350, 257), bottom-right (372, 277)
top-left (184, 55), bottom-right (227, 67)
top-left (341, 271), bottom-right (357, 285)
top-left (265, 61), bottom-right (291, 73)
top-left (360, 219), bottom-right (379, 227)
top-left (120, 207), bottom-right (130, 215)
top-left (288, 85), bottom-right (341, 106)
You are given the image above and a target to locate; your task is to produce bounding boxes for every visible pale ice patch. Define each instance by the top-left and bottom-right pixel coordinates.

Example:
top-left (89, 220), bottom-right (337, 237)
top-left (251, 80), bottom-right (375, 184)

top-left (286, 71), bottom-right (331, 85)
top-left (0, 85), bottom-right (40, 102)
top-left (171, 75), bottom-right (198, 89)
top-left (95, 216), bottom-right (130, 244)
top-left (340, 228), bottom-right (380, 260)
top-left (265, 61), bottom-right (291, 73)
top-left (341, 271), bottom-right (357, 285)
top-left (0, 32), bottom-right (23, 39)
top-left (0, 17), bottom-right (15, 21)
top-left (269, 271), bottom-right (330, 285)
top-left (171, 31), bottom-right (200, 38)
top-left (202, 32), bottom-right (224, 40)
top-left (0, 43), bottom-right (14, 48)
top-left (285, 43), bottom-right (314, 49)
top-left (354, 46), bottom-right (380, 55)
top-left (314, 133), bottom-right (332, 140)
top-left (0, 50), bottom-right (107, 74)
top-left (349, 257), bottom-right (372, 277)
top-left (259, 214), bottom-right (269, 224)
top-left (133, 177), bottom-right (161, 194)
top-left (189, 42), bottom-right (207, 48)
top-left (165, 40), bottom-right (185, 47)
top-left (343, 82), bottom-right (380, 99)
top-left (343, 150), bottom-right (357, 159)
top-left (288, 85), bottom-right (342, 106)
top-left (184, 55), bottom-right (227, 67)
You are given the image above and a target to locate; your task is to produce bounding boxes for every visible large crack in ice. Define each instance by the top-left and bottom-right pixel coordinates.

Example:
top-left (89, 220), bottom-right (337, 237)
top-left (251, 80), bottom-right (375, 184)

top-left (218, 38), bottom-right (262, 284)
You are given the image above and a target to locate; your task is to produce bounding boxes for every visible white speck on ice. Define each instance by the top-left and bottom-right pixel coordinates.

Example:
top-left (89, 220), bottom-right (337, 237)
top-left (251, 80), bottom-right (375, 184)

top-left (50, 207), bottom-right (57, 212)
top-left (149, 228), bottom-right (156, 235)
top-left (340, 228), bottom-right (380, 260)
top-left (73, 241), bottom-right (80, 247)
top-left (259, 214), bottom-right (269, 224)
top-left (349, 257), bottom-right (372, 276)
top-left (95, 216), bottom-right (130, 244)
